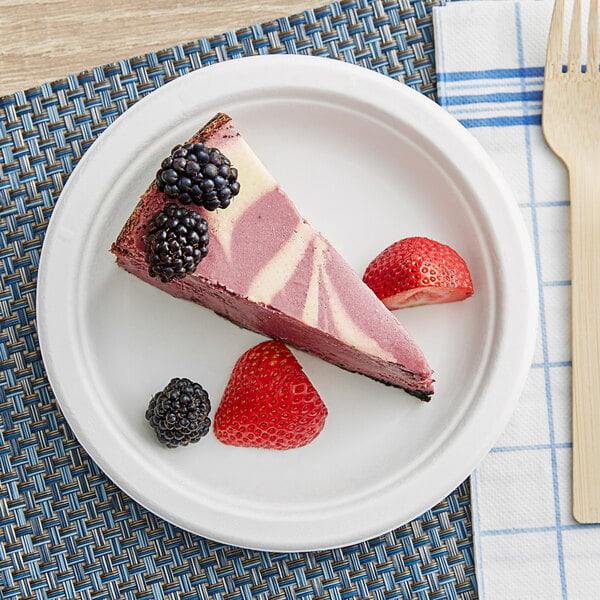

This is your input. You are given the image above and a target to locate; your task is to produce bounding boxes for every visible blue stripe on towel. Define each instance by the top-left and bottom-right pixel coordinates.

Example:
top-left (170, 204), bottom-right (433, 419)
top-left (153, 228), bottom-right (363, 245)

top-left (437, 66), bottom-right (544, 82)
top-left (443, 90), bottom-right (542, 105)
top-left (458, 114), bottom-right (541, 128)
top-left (514, 4), bottom-right (568, 598)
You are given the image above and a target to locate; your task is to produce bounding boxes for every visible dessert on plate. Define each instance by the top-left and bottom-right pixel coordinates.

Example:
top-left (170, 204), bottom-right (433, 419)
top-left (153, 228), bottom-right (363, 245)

top-left (363, 237), bottom-right (474, 309)
top-left (214, 340), bottom-right (328, 449)
top-left (111, 113), bottom-right (434, 400)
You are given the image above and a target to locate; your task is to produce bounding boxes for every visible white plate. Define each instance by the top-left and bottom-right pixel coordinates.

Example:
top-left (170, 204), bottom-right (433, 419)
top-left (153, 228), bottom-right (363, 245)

top-left (37, 55), bottom-right (537, 552)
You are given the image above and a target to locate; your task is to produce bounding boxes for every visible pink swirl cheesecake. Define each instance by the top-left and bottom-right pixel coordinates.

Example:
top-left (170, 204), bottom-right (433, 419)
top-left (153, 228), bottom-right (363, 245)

top-left (111, 113), bottom-right (434, 400)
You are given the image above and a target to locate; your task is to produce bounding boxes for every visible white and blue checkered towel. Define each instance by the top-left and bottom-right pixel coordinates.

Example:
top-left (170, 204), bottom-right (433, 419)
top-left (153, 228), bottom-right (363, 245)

top-left (434, 1), bottom-right (600, 597)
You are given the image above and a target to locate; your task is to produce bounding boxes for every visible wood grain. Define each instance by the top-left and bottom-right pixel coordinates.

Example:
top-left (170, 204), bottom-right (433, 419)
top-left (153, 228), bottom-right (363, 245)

top-left (0, 0), bottom-right (325, 97)
top-left (542, 0), bottom-right (600, 523)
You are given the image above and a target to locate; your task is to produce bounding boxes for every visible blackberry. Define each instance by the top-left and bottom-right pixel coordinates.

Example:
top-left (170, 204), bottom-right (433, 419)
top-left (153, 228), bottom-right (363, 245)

top-left (155, 142), bottom-right (241, 210)
top-left (145, 378), bottom-right (211, 448)
top-left (145, 203), bottom-right (209, 283)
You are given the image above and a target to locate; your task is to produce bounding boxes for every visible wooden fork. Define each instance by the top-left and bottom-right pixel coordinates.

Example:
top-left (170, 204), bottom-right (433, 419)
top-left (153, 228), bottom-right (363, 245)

top-left (542, 0), bottom-right (600, 523)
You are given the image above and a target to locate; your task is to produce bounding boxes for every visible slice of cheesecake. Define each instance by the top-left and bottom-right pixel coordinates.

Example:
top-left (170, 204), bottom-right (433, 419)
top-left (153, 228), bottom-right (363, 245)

top-left (111, 113), bottom-right (434, 400)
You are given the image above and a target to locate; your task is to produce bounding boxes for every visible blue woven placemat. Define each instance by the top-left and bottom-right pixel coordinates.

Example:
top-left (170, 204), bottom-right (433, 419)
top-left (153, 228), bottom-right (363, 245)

top-left (0, 1), bottom-right (478, 598)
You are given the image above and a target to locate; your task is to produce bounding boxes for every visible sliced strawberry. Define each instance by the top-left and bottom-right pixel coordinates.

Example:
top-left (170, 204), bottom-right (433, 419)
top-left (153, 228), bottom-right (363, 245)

top-left (363, 237), bottom-right (474, 309)
top-left (213, 341), bottom-right (327, 450)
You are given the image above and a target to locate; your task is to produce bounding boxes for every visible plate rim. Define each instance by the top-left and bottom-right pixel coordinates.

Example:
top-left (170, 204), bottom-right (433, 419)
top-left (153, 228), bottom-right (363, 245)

top-left (37, 54), bottom-right (538, 551)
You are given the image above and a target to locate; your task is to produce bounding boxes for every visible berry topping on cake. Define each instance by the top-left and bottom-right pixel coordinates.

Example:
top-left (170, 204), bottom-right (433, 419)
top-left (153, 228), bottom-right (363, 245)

top-left (146, 377), bottom-right (211, 448)
top-left (214, 341), bottom-right (328, 450)
top-left (112, 113), bottom-right (435, 399)
top-left (363, 237), bottom-right (474, 309)
top-left (144, 203), bottom-right (209, 283)
top-left (155, 142), bottom-right (240, 210)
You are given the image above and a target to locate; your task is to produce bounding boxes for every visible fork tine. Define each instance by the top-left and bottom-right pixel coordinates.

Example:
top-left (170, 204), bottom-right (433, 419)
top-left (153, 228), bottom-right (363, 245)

top-left (589, 0), bottom-right (599, 74)
top-left (568, 0), bottom-right (583, 72)
top-left (547, 0), bottom-right (566, 77)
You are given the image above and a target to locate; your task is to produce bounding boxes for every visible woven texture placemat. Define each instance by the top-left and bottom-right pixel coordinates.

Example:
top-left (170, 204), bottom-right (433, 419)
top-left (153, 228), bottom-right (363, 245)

top-left (0, 1), bottom-right (477, 598)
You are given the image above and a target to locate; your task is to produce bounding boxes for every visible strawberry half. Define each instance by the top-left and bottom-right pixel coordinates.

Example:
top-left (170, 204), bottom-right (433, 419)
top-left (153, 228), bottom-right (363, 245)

top-left (213, 341), bottom-right (328, 450)
top-left (363, 237), bottom-right (474, 309)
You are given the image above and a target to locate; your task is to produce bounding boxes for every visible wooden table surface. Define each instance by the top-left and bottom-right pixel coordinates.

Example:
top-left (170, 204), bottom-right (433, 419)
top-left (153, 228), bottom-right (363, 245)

top-left (0, 0), bottom-right (324, 97)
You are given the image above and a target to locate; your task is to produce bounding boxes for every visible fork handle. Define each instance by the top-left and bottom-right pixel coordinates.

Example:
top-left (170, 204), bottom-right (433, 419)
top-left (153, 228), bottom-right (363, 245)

top-left (571, 162), bottom-right (600, 523)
